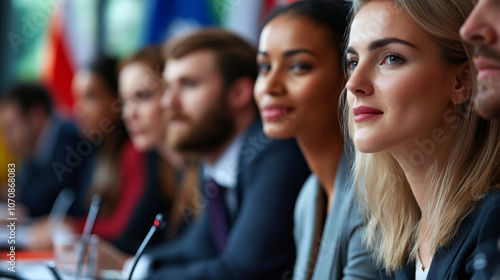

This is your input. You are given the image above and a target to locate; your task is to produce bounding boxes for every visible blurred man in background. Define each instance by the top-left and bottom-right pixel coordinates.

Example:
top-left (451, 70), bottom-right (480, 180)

top-left (0, 83), bottom-right (91, 218)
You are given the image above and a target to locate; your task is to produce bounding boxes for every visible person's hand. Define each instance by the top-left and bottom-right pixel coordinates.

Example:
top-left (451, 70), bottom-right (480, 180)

top-left (96, 239), bottom-right (131, 273)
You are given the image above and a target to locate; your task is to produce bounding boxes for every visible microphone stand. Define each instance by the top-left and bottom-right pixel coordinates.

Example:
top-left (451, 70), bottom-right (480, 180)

top-left (128, 213), bottom-right (166, 280)
top-left (75, 195), bottom-right (101, 280)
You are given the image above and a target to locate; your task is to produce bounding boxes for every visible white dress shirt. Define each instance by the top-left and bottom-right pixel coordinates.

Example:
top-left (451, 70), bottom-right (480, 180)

top-left (416, 254), bottom-right (429, 280)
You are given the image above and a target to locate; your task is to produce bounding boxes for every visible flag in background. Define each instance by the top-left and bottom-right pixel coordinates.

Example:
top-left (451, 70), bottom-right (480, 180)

top-left (6, 0), bottom-right (306, 112)
top-left (220, 0), bottom-right (300, 44)
top-left (63, 0), bottom-right (99, 70)
top-left (41, 6), bottom-right (75, 114)
top-left (142, 0), bottom-right (217, 46)
top-left (104, 0), bottom-right (148, 59)
top-left (218, 0), bottom-right (264, 44)
top-left (140, 0), bottom-right (300, 46)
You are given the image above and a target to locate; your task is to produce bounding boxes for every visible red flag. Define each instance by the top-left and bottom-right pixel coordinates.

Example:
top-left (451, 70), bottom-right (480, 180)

top-left (41, 9), bottom-right (75, 113)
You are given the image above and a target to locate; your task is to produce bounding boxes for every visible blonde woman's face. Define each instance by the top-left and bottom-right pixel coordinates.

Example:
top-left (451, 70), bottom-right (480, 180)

top-left (120, 62), bottom-right (166, 151)
top-left (345, 0), bottom-right (463, 154)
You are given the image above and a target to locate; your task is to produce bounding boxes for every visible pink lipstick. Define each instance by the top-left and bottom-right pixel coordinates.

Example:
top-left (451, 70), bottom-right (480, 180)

top-left (353, 106), bottom-right (383, 122)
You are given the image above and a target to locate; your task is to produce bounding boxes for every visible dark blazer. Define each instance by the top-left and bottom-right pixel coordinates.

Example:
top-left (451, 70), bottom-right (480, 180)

top-left (19, 117), bottom-right (92, 217)
top-left (147, 120), bottom-right (311, 280)
top-left (381, 190), bottom-right (500, 280)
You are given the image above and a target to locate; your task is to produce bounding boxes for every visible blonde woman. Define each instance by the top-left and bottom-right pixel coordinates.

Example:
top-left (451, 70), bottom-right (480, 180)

top-left (344, 0), bottom-right (500, 279)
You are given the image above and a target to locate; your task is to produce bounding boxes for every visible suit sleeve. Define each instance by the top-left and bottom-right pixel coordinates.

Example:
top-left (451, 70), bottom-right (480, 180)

top-left (343, 221), bottom-right (380, 279)
top-left (150, 138), bottom-right (310, 280)
top-left (21, 121), bottom-right (88, 217)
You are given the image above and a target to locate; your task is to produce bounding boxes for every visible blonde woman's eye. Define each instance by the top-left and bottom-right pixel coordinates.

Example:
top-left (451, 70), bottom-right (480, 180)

top-left (382, 54), bottom-right (405, 66)
top-left (345, 59), bottom-right (358, 74)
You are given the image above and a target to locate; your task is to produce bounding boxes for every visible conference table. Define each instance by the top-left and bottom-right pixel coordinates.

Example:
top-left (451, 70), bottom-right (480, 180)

top-left (0, 251), bottom-right (123, 280)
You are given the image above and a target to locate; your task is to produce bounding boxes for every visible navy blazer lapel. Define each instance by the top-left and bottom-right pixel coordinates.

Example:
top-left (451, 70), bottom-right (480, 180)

top-left (327, 151), bottom-right (350, 279)
top-left (235, 119), bottom-right (263, 215)
top-left (399, 261), bottom-right (416, 280)
top-left (426, 217), bottom-right (473, 279)
top-left (321, 149), bottom-right (353, 279)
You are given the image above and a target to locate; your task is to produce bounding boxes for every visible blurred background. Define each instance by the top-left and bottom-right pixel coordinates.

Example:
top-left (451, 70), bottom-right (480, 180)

top-left (0, 0), bottom-right (298, 185)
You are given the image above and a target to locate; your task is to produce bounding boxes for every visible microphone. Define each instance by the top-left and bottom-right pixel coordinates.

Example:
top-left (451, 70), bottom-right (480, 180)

top-left (46, 261), bottom-right (63, 280)
top-left (128, 213), bottom-right (166, 280)
top-left (48, 188), bottom-right (75, 233)
top-left (76, 195), bottom-right (101, 280)
top-left (48, 188), bottom-right (75, 250)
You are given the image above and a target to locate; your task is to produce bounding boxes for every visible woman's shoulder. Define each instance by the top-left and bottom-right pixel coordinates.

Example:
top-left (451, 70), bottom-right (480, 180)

top-left (466, 189), bottom-right (500, 238)
top-left (295, 174), bottom-right (320, 213)
top-left (473, 189), bottom-right (500, 216)
top-left (293, 174), bottom-right (320, 259)
top-left (302, 174), bottom-right (320, 192)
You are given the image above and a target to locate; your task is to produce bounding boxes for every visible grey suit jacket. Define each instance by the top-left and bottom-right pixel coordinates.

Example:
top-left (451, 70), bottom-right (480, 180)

top-left (293, 149), bottom-right (379, 280)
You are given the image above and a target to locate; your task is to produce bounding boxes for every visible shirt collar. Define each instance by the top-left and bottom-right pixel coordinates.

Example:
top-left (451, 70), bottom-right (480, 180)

top-left (202, 132), bottom-right (245, 189)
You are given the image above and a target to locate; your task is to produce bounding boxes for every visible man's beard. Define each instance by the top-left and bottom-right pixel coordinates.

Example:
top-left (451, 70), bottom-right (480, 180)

top-left (166, 95), bottom-right (235, 154)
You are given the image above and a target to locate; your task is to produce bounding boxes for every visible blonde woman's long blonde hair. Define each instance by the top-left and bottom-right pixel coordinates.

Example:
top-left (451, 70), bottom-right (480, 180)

top-left (344, 0), bottom-right (500, 272)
